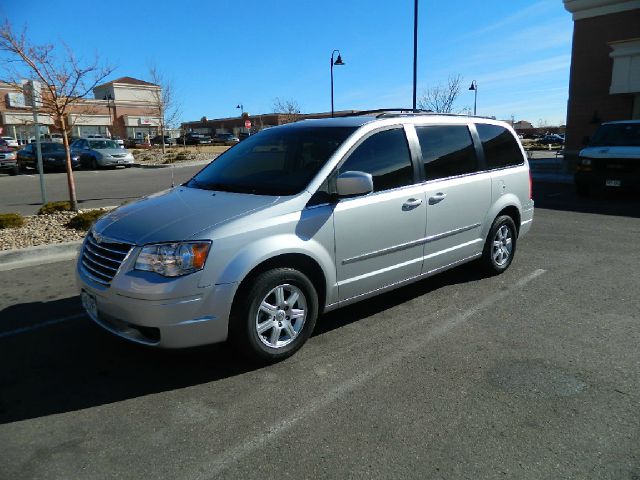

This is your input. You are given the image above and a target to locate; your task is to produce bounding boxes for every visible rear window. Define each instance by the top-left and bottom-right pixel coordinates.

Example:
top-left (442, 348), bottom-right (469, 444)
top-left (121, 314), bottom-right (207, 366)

top-left (476, 124), bottom-right (524, 169)
top-left (415, 125), bottom-right (478, 181)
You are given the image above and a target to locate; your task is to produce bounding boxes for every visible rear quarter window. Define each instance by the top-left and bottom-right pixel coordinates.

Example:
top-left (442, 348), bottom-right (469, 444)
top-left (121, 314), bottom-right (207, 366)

top-left (476, 124), bottom-right (524, 169)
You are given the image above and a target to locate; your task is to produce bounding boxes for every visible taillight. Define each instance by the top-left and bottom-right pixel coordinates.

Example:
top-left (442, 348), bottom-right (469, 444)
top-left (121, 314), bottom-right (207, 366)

top-left (529, 169), bottom-right (533, 200)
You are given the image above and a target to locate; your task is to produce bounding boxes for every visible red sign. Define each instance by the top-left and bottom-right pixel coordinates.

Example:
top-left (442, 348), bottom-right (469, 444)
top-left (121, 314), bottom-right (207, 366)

top-left (244, 120), bottom-right (252, 129)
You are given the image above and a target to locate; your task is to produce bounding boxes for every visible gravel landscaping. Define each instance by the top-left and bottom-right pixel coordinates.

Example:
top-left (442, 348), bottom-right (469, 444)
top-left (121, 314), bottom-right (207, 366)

top-left (0, 209), bottom-right (112, 251)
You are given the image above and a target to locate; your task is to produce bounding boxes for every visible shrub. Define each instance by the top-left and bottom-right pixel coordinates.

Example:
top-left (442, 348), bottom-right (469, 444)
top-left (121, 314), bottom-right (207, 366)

top-left (66, 209), bottom-right (107, 231)
top-left (38, 201), bottom-right (72, 215)
top-left (0, 213), bottom-right (25, 229)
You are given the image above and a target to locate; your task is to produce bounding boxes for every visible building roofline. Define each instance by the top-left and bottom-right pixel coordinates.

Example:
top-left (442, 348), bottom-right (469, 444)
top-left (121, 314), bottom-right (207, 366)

top-left (564, 0), bottom-right (640, 20)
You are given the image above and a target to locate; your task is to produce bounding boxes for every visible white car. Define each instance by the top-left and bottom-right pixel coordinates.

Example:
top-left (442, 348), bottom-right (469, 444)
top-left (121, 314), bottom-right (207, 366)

top-left (1, 136), bottom-right (19, 148)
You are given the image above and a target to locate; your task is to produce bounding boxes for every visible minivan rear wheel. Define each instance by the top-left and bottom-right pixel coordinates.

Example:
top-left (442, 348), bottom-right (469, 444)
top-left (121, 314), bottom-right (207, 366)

top-left (481, 215), bottom-right (517, 274)
top-left (230, 268), bottom-right (319, 362)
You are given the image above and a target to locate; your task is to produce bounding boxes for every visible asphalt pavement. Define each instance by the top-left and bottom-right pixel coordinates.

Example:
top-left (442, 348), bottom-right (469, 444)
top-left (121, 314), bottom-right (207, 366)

top-left (0, 181), bottom-right (638, 479)
top-left (0, 164), bottom-right (206, 215)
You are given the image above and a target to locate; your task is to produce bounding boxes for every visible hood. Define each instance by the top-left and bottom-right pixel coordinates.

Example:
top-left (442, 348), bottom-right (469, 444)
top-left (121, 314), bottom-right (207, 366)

top-left (580, 145), bottom-right (640, 159)
top-left (93, 186), bottom-right (280, 245)
top-left (95, 148), bottom-right (130, 156)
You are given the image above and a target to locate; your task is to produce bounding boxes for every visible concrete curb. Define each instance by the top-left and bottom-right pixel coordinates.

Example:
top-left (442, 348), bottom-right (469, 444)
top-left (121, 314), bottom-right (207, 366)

top-left (132, 158), bottom-right (214, 169)
top-left (0, 240), bottom-right (82, 272)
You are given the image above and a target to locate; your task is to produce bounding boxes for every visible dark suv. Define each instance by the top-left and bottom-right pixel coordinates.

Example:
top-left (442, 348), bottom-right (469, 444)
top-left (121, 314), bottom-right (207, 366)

top-left (176, 133), bottom-right (212, 145)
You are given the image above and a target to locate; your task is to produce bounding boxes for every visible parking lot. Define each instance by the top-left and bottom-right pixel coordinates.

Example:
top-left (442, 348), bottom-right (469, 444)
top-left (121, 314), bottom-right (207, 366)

top-left (0, 181), bottom-right (638, 479)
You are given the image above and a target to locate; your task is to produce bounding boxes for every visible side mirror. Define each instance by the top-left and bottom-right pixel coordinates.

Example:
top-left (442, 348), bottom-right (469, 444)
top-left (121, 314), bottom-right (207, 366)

top-left (336, 171), bottom-right (373, 197)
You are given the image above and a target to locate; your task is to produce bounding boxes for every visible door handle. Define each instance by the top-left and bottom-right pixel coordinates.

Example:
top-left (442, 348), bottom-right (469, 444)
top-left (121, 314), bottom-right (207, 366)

top-left (428, 192), bottom-right (447, 205)
top-left (402, 198), bottom-right (423, 210)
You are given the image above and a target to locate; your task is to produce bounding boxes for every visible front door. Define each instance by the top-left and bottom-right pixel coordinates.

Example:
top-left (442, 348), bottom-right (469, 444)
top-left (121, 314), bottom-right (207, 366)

top-left (333, 127), bottom-right (426, 301)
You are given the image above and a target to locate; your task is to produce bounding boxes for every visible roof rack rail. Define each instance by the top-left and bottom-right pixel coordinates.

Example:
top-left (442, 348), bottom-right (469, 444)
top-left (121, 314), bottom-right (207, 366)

top-left (347, 108), bottom-right (432, 117)
top-left (342, 108), bottom-right (495, 120)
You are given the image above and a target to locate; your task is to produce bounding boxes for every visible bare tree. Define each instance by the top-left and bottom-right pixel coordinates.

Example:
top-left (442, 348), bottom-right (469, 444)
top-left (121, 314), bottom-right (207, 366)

top-left (272, 97), bottom-right (301, 124)
top-left (147, 64), bottom-right (181, 154)
top-left (417, 74), bottom-right (463, 114)
top-left (0, 20), bottom-right (114, 210)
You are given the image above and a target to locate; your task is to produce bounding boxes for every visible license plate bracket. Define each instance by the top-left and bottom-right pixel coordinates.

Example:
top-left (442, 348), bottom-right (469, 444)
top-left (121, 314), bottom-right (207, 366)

top-left (81, 291), bottom-right (98, 321)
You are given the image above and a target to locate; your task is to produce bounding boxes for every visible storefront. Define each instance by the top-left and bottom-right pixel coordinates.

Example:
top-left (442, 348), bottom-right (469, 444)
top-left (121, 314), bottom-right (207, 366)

top-left (0, 111), bottom-right (54, 144)
top-left (123, 115), bottom-right (161, 140)
top-left (69, 114), bottom-right (113, 138)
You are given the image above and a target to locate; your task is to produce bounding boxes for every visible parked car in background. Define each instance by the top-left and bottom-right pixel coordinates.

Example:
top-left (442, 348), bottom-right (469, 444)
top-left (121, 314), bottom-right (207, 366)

top-left (176, 133), bottom-right (212, 145)
top-left (213, 133), bottom-right (240, 146)
top-left (1, 136), bottom-right (19, 148)
top-left (575, 120), bottom-right (640, 196)
top-left (539, 134), bottom-right (564, 145)
top-left (150, 135), bottom-right (176, 146)
top-left (112, 136), bottom-right (125, 148)
top-left (71, 138), bottom-right (135, 169)
top-left (0, 143), bottom-right (18, 175)
top-left (77, 113), bottom-right (533, 362)
top-left (17, 142), bottom-right (80, 172)
top-left (125, 138), bottom-right (153, 149)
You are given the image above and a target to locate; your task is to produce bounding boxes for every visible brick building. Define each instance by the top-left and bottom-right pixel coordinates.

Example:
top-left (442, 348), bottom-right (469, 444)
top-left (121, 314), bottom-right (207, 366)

top-left (182, 110), bottom-right (360, 137)
top-left (563, 0), bottom-right (640, 157)
top-left (0, 76), bottom-right (163, 143)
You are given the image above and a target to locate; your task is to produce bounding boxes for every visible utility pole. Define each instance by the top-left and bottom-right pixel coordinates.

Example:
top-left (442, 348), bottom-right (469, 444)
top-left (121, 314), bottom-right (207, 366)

top-left (412, 0), bottom-right (418, 111)
top-left (29, 80), bottom-right (46, 204)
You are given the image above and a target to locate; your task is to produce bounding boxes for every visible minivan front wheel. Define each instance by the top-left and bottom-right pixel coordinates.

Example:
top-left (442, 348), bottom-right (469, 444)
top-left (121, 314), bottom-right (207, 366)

top-left (230, 268), bottom-right (319, 362)
top-left (481, 215), bottom-right (517, 274)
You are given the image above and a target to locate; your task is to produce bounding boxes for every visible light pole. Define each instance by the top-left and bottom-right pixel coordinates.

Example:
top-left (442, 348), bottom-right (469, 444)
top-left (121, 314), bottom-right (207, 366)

top-left (330, 49), bottom-right (345, 118)
top-left (236, 104), bottom-right (244, 116)
top-left (469, 80), bottom-right (478, 116)
top-left (103, 94), bottom-right (114, 136)
top-left (412, 0), bottom-right (418, 111)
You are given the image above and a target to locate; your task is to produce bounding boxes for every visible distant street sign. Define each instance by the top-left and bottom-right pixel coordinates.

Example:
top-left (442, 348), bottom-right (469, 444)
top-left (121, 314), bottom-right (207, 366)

top-left (244, 120), bottom-right (252, 129)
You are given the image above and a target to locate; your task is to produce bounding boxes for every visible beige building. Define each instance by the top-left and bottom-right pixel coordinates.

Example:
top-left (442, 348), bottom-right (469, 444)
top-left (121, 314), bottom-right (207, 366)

top-left (0, 76), bottom-right (163, 143)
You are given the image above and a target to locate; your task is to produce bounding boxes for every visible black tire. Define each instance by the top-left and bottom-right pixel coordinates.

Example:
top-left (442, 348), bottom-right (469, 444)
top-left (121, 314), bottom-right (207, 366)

top-left (480, 215), bottom-right (517, 275)
top-left (91, 158), bottom-right (98, 170)
top-left (229, 268), bottom-right (319, 362)
top-left (9, 165), bottom-right (18, 176)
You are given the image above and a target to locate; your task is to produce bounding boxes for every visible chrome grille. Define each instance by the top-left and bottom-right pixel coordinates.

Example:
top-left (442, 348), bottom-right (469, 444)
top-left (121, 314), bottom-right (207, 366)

top-left (81, 232), bottom-right (132, 286)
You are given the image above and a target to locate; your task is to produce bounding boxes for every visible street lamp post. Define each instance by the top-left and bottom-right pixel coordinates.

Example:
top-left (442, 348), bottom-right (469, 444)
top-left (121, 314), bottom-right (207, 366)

top-left (468, 80), bottom-right (478, 116)
top-left (236, 104), bottom-right (244, 116)
top-left (330, 49), bottom-right (345, 118)
top-left (103, 94), bottom-right (114, 136)
top-left (412, 0), bottom-right (419, 111)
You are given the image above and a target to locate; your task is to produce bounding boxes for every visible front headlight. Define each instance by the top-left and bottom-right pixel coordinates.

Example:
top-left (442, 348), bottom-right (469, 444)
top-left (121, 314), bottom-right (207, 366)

top-left (134, 241), bottom-right (211, 277)
top-left (581, 158), bottom-right (592, 166)
top-left (6, 152), bottom-right (16, 159)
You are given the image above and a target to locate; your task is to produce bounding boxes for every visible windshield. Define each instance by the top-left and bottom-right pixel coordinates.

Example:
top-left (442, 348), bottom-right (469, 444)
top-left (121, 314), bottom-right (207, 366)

top-left (89, 140), bottom-right (119, 149)
top-left (590, 123), bottom-right (640, 147)
top-left (40, 143), bottom-right (65, 153)
top-left (187, 126), bottom-right (356, 195)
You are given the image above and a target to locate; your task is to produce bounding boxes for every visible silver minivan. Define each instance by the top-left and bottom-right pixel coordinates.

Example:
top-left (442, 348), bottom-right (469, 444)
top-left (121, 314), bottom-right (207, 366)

top-left (77, 113), bottom-right (534, 361)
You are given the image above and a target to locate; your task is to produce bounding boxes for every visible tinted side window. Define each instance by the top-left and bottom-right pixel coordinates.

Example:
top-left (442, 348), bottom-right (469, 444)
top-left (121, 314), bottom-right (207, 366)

top-left (340, 128), bottom-right (413, 192)
top-left (416, 125), bottom-right (478, 181)
top-left (476, 124), bottom-right (523, 169)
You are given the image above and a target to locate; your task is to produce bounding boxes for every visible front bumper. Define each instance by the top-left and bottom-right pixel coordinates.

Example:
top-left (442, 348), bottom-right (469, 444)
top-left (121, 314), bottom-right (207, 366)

top-left (98, 157), bottom-right (134, 167)
top-left (76, 250), bottom-right (237, 348)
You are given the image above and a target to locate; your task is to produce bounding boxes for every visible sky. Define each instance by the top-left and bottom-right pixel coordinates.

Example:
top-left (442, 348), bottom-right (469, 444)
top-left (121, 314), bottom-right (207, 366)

top-left (2, 0), bottom-right (573, 126)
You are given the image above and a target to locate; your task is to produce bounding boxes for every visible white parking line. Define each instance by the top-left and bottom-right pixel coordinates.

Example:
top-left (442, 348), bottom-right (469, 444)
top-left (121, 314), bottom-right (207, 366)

top-left (194, 268), bottom-right (547, 479)
top-left (0, 312), bottom-right (85, 339)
